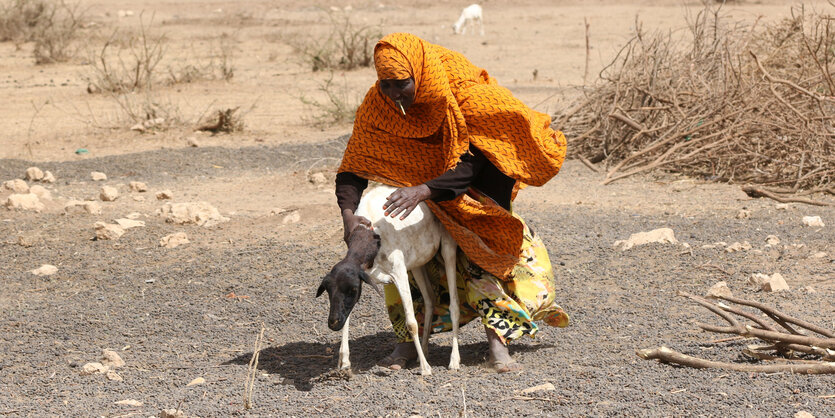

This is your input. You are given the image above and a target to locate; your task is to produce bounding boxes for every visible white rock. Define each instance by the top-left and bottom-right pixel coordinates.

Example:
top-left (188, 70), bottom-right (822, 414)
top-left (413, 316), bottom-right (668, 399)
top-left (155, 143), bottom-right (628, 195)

top-left (707, 281), bottom-right (732, 299)
top-left (129, 181), bottom-right (147, 192)
top-left (186, 137), bottom-right (200, 147)
top-left (100, 186), bottom-right (119, 201)
top-left (735, 209), bottom-right (751, 219)
top-left (521, 382), bottom-right (555, 394)
top-left (160, 409), bottom-right (186, 418)
top-left (811, 251), bottom-right (828, 258)
top-left (5, 193), bottom-right (45, 212)
top-left (765, 235), bottom-right (780, 246)
top-left (101, 349), bottom-right (125, 368)
top-left (726, 241), bottom-right (752, 253)
top-left (25, 167), bottom-right (44, 181)
top-left (115, 399), bottom-right (143, 407)
top-left (775, 203), bottom-right (790, 210)
top-left (158, 202), bottom-right (229, 227)
top-left (125, 212), bottom-right (142, 220)
top-left (802, 286), bottom-right (817, 294)
top-left (186, 377), bottom-right (205, 386)
top-left (132, 195), bottom-right (145, 202)
top-left (613, 228), bottom-right (678, 251)
top-left (65, 200), bottom-right (103, 215)
top-left (3, 179), bottom-right (29, 193)
top-left (42, 171), bottom-right (56, 183)
top-left (80, 362), bottom-right (109, 375)
top-left (794, 411), bottom-right (815, 418)
top-left (95, 222), bottom-right (125, 240)
top-left (31, 264), bottom-right (58, 276)
top-left (159, 232), bottom-right (189, 248)
top-left (129, 122), bottom-right (145, 132)
top-left (802, 216), bottom-right (825, 227)
top-left (308, 172), bottom-right (328, 186)
top-left (156, 190), bottom-right (173, 200)
top-left (29, 185), bottom-right (51, 200)
top-left (105, 370), bottom-right (123, 381)
top-left (282, 211), bottom-right (301, 224)
top-left (90, 171), bottom-right (108, 181)
top-left (749, 272), bottom-right (790, 292)
top-left (114, 218), bottom-right (145, 229)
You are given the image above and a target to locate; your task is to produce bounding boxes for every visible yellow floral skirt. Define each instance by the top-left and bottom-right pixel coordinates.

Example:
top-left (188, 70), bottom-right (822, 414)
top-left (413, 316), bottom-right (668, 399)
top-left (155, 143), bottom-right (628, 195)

top-left (384, 216), bottom-right (569, 344)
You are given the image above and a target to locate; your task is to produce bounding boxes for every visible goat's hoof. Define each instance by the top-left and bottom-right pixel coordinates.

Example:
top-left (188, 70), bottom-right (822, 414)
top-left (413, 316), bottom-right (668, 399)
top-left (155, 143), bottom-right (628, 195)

top-left (419, 367), bottom-right (432, 376)
top-left (448, 363), bottom-right (461, 371)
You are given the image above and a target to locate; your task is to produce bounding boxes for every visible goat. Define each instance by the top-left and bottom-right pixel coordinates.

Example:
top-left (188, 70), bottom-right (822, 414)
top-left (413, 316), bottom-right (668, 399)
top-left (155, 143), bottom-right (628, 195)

top-left (452, 4), bottom-right (484, 36)
top-left (317, 185), bottom-right (460, 375)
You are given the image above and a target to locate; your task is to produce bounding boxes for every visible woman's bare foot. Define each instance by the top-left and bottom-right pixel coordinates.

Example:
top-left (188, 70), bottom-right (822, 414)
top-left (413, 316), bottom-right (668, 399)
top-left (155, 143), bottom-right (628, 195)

top-left (378, 342), bottom-right (418, 370)
top-left (486, 326), bottom-right (523, 373)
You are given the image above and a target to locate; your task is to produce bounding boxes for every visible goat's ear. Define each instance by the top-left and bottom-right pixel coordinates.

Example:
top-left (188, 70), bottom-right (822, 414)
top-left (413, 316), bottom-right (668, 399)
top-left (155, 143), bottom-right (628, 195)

top-left (359, 271), bottom-right (383, 298)
top-left (316, 276), bottom-right (329, 298)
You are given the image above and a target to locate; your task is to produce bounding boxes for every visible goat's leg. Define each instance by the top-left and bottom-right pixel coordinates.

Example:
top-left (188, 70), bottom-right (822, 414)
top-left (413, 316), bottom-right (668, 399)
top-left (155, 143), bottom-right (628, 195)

top-left (478, 17), bottom-right (484, 36)
top-left (337, 315), bottom-right (351, 370)
top-left (390, 251), bottom-right (432, 375)
top-left (441, 236), bottom-right (461, 370)
top-left (411, 266), bottom-right (434, 356)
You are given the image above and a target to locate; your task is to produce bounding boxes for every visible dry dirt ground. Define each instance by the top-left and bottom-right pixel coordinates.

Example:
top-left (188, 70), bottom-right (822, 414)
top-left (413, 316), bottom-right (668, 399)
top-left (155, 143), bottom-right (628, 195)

top-left (2, 0), bottom-right (834, 417)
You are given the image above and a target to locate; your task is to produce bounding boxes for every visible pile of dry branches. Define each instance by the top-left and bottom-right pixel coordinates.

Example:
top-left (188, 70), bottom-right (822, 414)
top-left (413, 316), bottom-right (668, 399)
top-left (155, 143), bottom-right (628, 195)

top-left (558, 3), bottom-right (835, 198)
top-left (638, 291), bottom-right (835, 374)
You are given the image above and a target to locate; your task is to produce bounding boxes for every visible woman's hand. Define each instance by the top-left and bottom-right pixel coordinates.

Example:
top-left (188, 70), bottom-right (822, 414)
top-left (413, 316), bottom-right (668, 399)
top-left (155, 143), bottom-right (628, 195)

top-left (383, 184), bottom-right (432, 220)
top-left (342, 210), bottom-right (372, 244)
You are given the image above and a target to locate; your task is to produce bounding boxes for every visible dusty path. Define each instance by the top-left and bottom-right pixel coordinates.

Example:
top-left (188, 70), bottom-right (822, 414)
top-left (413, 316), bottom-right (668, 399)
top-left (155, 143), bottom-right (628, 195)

top-left (2, 140), bottom-right (833, 417)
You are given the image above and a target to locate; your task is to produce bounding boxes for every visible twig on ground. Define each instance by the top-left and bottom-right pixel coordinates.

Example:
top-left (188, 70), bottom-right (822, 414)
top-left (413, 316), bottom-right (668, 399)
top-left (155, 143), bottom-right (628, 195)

top-left (742, 186), bottom-right (833, 207)
top-left (244, 323), bottom-right (266, 410)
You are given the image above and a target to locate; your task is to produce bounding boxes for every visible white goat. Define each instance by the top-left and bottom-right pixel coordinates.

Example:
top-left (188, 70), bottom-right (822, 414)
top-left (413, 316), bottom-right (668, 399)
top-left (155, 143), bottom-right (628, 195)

top-left (317, 185), bottom-right (460, 375)
top-left (452, 4), bottom-right (484, 36)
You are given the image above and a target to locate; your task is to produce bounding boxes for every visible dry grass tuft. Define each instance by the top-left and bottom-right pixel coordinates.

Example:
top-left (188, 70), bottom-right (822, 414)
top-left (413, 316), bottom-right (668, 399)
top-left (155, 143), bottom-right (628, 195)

top-left (196, 107), bottom-right (246, 134)
top-left (558, 2), bottom-right (835, 195)
top-left (0, 0), bottom-right (85, 64)
top-left (290, 9), bottom-right (381, 72)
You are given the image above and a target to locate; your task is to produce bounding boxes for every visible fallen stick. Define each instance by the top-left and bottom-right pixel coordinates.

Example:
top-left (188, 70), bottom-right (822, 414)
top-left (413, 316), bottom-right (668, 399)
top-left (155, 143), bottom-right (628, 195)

top-left (576, 154), bottom-right (600, 173)
top-left (636, 346), bottom-right (835, 374)
top-left (742, 186), bottom-right (833, 207)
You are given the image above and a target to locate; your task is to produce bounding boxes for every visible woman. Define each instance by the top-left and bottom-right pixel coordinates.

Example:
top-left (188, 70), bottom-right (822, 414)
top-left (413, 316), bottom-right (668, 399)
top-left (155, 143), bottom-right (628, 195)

top-left (336, 33), bottom-right (569, 373)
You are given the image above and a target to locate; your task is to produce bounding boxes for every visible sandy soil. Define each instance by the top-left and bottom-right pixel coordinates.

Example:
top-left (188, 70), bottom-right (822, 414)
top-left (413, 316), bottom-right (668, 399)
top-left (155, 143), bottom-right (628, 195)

top-left (2, 0), bottom-right (834, 417)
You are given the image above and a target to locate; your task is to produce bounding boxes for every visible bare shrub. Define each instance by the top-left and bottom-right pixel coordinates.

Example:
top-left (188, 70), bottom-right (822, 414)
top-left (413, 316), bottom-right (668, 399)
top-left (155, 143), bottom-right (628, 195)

top-left (0, 0), bottom-right (84, 63)
top-left (290, 10), bottom-right (381, 72)
top-left (557, 3), bottom-right (835, 194)
top-left (196, 107), bottom-right (246, 133)
top-left (299, 72), bottom-right (359, 127)
top-left (167, 33), bottom-right (236, 85)
top-left (85, 16), bottom-right (165, 93)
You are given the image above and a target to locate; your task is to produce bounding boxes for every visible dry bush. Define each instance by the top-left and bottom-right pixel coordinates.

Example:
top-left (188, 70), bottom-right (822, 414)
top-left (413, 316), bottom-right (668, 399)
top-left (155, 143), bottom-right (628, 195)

top-left (167, 33), bottom-right (236, 84)
top-left (196, 107), bottom-right (246, 133)
top-left (558, 3), bottom-right (835, 194)
top-left (85, 16), bottom-right (166, 93)
top-left (290, 10), bottom-right (381, 72)
top-left (0, 0), bottom-right (85, 63)
top-left (299, 72), bottom-right (360, 127)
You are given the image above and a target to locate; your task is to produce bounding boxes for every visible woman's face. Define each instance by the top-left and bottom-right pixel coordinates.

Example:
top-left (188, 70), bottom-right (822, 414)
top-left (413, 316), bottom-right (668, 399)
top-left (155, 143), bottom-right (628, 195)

top-left (378, 78), bottom-right (416, 111)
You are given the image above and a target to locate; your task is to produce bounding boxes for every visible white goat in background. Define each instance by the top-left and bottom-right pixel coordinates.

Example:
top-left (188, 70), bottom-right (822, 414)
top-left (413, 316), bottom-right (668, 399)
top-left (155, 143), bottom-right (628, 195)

top-left (317, 185), bottom-right (460, 376)
top-left (452, 4), bottom-right (484, 36)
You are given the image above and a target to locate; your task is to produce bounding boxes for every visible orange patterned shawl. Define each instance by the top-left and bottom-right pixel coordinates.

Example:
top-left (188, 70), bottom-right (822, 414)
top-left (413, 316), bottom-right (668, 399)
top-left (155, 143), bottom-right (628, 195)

top-left (339, 33), bottom-right (567, 279)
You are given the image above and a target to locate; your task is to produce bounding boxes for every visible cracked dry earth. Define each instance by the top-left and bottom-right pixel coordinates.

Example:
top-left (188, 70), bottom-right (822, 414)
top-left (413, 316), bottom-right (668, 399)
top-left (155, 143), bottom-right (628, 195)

top-left (1, 138), bottom-right (834, 417)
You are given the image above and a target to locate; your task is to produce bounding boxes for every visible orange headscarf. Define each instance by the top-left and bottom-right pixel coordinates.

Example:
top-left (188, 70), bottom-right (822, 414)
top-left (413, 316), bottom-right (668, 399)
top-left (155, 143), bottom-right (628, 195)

top-left (339, 33), bottom-right (567, 279)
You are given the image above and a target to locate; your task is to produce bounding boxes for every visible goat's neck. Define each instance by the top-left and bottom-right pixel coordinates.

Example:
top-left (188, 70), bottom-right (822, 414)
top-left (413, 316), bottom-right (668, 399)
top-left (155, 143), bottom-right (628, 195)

top-left (346, 226), bottom-right (380, 269)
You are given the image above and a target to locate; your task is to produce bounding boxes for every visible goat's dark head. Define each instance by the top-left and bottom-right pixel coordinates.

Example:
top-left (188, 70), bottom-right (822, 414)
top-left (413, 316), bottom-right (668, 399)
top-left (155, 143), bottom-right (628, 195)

top-left (316, 260), bottom-right (381, 331)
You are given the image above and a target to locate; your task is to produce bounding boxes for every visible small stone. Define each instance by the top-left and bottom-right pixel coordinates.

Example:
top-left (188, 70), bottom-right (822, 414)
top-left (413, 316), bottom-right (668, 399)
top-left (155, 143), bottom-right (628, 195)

top-left (31, 264), bottom-right (58, 276)
top-left (5, 193), bottom-right (45, 212)
top-left (308, 172), bottom-right (328, 186)
top-left (100, 186), bottom-right (119, 201)
top-left (158, 202), bottom-right (229, 227)
top-left (101, 350), bottom-right (125, 368)
top-left (159, 232), bottom-right (189, 248)
top-left (765, 235), bottom-right (780, 246)
top-left (794, 411), bottom-right (815, 418)
top-left (802, 286), bottom-right (817, 294)
top-left (17, 235), bottom-right (39, 247)
top-left (29, 185), bottom-right (51, 200)
top-left (115, 399), bottom-right (143, 407)
top-left (156, 190), bottom-right (173, 200)
top-left (613, 228), bottom-right (678, 251)
top-left (706, 281), bottom-right (732, 299)
top-left (132, 195), bottom-right (145, 202)
top-left (802, 216), bottom-right (825, 227)
top-left (3, 179), bottom-right (29, 193)
top-left (95, 222), bottom-right (125, 240)
top-left (25, 167), bottom-right (44, 181)
top-left (129, 181), bottom-right (147, 192)
top-left (282, 211), bottom-right (301, 224)
top-left (811, 251), bottom-right (828, 258)
top-left (125, 212), bottom-right (142, 220)
top-left (90, 171), bottom-right (107, 181)
top-left (42, 171), bottom-right (56, 183)
top-left (735, 209), bottom-right (751, 219)
top-left (726, 241), bottom-right (752, 253)
top-left (749, 272), bottom-right (790, 292)
top-left (129, 122), bottom-right (145, 132)
top-left (80, 362), bottom-right (109, 375)
top-left (186, 377), bottom-right (205, 386)
top-left (186, 136), bottom-right (200, 147)
top-left (105, 370), bottom-right (123, 381)
top-left (775, 203), bottom-right (790, 210)
top-left (160, 409), bottom-right (186, 418)
top-left (114, 218), bottom-right (145, 229)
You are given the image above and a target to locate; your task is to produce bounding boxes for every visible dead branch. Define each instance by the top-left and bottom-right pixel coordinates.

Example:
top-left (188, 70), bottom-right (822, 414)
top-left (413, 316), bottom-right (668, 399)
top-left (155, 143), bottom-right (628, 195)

top-left (714, 294), bottom-right (835, 338)
top-left (742, 186), bottom-right (833, 207)
top-left (637, 346), bottom-right (835, 374)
